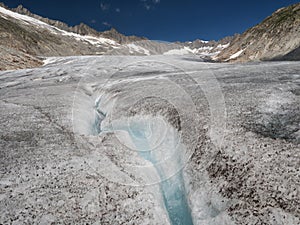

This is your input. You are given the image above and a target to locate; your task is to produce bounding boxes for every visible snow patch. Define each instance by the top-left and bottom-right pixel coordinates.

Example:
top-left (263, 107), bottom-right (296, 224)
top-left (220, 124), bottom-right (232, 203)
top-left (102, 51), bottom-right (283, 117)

top-left (229, 49), bottom-right (245, 60)
top-left (217, 43), bottom-right (230, 49)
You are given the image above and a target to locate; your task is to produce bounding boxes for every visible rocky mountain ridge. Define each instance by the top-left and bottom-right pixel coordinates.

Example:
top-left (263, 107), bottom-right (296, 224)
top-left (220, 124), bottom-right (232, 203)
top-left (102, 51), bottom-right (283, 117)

top-left (216, 2), bottom-right (300, 62)
top-left (12, 4), bottom-right (147, 44)
top-left (11, 3), bottom-right (232, 52)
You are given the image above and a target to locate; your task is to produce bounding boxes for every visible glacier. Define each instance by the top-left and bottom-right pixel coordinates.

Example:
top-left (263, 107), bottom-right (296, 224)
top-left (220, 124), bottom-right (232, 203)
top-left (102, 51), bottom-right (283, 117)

top-left (0, 55), bottom-right (299, 224)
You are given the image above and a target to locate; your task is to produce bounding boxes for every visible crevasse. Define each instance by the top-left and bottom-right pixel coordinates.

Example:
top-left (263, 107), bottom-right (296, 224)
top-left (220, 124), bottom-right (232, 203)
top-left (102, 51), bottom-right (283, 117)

top-left (95, 97), bottom-right (194, 225)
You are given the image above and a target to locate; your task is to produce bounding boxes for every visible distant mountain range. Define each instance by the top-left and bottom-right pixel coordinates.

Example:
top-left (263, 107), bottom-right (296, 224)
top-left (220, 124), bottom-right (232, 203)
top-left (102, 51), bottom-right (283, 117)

top-left (0, 2), bottom-right (299, 70)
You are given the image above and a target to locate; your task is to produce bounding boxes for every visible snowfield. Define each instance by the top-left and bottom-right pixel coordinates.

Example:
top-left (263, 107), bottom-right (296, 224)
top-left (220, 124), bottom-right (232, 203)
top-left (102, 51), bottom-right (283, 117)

top-left (0, 55), bottom-right (299, 225)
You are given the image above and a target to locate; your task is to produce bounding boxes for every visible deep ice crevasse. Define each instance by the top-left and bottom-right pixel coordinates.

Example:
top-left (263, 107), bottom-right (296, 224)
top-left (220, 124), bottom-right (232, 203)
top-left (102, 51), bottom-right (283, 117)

top-left (94, 94), bottom-right (194, 225)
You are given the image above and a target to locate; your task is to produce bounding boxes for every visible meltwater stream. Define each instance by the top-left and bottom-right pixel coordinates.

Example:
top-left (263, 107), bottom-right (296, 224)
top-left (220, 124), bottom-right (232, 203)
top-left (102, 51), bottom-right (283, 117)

top-left (95, 103), bottom-right (194, 225)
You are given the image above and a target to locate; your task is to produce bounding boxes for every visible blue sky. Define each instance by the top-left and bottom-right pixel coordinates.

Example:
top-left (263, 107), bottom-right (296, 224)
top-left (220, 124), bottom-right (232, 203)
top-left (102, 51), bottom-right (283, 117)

top-left (2, 0), bottom-right (299, 41)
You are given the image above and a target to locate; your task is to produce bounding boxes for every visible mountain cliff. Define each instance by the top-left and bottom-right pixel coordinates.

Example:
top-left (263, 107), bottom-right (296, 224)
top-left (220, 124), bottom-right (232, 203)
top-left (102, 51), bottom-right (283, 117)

top-left (215, 3), bottom-right (300, 62)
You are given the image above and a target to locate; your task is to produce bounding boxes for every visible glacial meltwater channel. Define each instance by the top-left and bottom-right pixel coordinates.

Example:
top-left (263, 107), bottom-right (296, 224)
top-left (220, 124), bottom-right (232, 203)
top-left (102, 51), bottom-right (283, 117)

top-left (95, 101), bottom-right (194, 225)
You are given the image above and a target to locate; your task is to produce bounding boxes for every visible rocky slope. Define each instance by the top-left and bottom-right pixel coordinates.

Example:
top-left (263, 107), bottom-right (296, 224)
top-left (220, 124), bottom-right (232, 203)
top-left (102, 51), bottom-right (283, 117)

top-left (0, 4), bottom-right (124, 70)
top-left (0, 45), bottom-right (42, 70)
top-left (216, 3), bottom-right (300, 62)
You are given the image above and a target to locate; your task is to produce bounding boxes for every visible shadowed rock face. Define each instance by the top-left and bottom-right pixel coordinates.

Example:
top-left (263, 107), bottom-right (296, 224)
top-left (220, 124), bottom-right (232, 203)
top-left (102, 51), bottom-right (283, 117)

top-left (216, 3), bottom-right (300, 62)
top-left (274, 46), bottom-right (300, 61)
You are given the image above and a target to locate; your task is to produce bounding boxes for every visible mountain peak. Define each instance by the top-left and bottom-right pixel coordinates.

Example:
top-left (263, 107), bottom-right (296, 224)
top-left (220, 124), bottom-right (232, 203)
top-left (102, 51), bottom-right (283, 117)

top-left (102, 27), bottom-right (147, 44)
top-left (108, 27), bottom-right (119, 33)
top-left (14, 4), bottom-right (31, 15)
top-left (16, 4), bottom-right (24, 10)
top-left (71, 23), bottom-right (99, 36)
